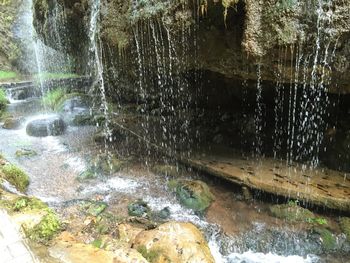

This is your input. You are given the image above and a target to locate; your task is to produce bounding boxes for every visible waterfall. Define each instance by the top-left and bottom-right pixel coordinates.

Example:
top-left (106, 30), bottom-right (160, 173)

top-left (131, 11), bottom-right (195, 161)
top-left (271, 0), bottom-right (337, 168)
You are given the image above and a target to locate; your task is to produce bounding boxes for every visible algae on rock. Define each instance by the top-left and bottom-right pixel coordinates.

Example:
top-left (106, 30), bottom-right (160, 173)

top-left (0, 164), bottom-right (30, 193)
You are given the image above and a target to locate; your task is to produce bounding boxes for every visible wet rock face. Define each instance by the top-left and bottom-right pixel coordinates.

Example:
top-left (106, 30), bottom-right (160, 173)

top-left (32, 0), bottom-right (89, 71)
top-left (32, 0), bottom-right (350, 92)
top-left (26, 116), bottom-right (66, 137)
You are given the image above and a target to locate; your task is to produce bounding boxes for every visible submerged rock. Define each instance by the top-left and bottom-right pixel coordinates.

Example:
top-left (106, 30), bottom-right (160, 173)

top-left (26, 116), bottom-right (65, 137)
top-left (2, 117), bottom-right (22, 129)
top-left (133, 221), bottom-right (215, 263)
top-left (173, 180), bottom-right (215, 213)
top-left (15, 148), bottom-right (37, 158)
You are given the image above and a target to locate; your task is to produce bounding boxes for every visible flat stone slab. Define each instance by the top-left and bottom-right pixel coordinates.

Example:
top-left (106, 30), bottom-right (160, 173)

top-left (0, 210), bottom-right (37, 263)
top-left (184, 152), bottom-right (350, 212)
top-left (109, 113), bottom-right (350, 212)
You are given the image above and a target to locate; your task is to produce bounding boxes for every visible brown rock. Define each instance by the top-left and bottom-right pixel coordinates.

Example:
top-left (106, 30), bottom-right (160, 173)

top-left (133, 221), bottom-right (214, 263)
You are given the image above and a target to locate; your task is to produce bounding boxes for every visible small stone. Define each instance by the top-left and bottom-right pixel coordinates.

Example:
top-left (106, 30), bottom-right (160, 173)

top-left (128, 200), bottom-right (150, 217)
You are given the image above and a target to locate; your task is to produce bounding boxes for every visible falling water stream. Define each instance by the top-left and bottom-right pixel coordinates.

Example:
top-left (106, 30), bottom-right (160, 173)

top-left (1, 0), bottom-right (349, 262)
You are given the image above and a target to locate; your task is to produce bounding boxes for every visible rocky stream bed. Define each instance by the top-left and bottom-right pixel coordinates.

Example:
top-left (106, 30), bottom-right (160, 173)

top-left (0, 92), bottom-right (349, 263)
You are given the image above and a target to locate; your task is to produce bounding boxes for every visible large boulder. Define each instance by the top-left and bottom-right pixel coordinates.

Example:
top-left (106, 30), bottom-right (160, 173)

top-left (133, 221), bottom-right (215, 263)
top-left (26, 116), bottom-right (65, 137)
top-left (49, 232), bottom-right (148, 263)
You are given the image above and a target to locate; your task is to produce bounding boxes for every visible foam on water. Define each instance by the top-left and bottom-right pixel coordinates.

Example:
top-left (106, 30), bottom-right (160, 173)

top-left (64, 156), bottom-right (86, 173)
top-left (81, 176), bottom-right (140, 196)
top-left (42, 136), bottom-right (67, 153)
top-left (225, 251), bottom-right (319, 263)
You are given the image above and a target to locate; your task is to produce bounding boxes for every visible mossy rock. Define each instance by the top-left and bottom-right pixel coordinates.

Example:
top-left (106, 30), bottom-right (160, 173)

top-left (81, 201), bottom-right (108, 217)
top-left (72, 114), bottom-right (105, 126)
top-left (25, 210), bottom-right (61, 243)
top-left (339, 217), bottom-right (350, 241)
top-left (269, 203), bottom-right (315, 222)
top-left (92, 154), bottom-right (127, 174)
top-left (128, 200), bottom-right (150, 217)
top-left (77, 169), bottom-right (97, 182)
top-left (151, 164), bottom-right (181, 178)
top-left (15, 148), bottom-right (37, 158)
top-left (175, 180), bottom-right (215, 213)
top-left (2, 117), bottom-right (22, 129)
top-left (0, 164), bottom-right (30, 193)
top-left (312, 227), bottom-right (337, 251)
top-left (12, 196), bottom-right (47, 212)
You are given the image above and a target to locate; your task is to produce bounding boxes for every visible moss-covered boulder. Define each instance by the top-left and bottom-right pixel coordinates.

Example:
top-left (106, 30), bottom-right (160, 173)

top-left (2, 117), bottom-right (22, 129)
top-left (133, 221), bottom-right (215, 263)
top-left (0, 164), bottom-right (30, 192)
top-left (269, 202), bottom-right (315, 222)
top-left (128, 200), bottom-right (150, 217)
top-left (339, 217), bottom-right (350, 241)
top-left (173, 180), bottom-right (215, 213)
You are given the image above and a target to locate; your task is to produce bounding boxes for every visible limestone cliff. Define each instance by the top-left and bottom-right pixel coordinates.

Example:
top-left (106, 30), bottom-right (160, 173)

top-left (32, 0), bottom-right (350, 93)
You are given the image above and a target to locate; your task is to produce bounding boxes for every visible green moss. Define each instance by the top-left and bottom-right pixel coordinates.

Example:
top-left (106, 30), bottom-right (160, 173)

top-left (81, 201), bottom-right (108, 217)
top-left (26, 210), bottom-right (61, 243)
top-left (313, 227), bottom-right (337, 251)
top-left (137, 245), bottom-right (166, 263)
top-left (12, 196), bottom-right (47, 212)
top-left (0, 70), bottom-right (17, 80)
top-left (1, 164), bottom-right (30, 192)
top-left (175, 180), bottom-right (215, 212)
top-left (91, 238), bottom-right (103, 248)
top-left (269, 202), bottom-right (315, 222)
top-left (77, 169), bottom-right (97, 182)
top-left (0, 88), bottom-right (8, 117)
top-left (15, 149), bottom-right (37, 158)
top-left (167, 179), bottom-right (178, 191)
top-left (339, 217), bottom-right (350, 241)
top-left (41, 88), bottom-right (66, 110)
